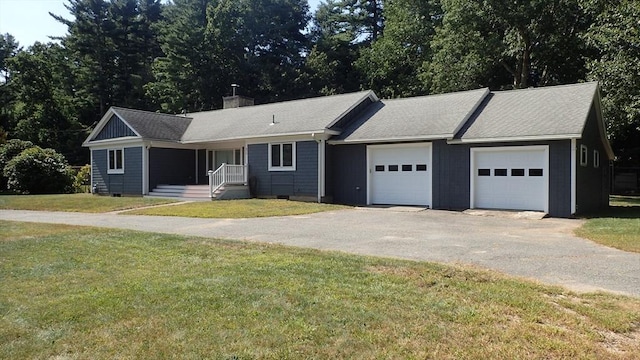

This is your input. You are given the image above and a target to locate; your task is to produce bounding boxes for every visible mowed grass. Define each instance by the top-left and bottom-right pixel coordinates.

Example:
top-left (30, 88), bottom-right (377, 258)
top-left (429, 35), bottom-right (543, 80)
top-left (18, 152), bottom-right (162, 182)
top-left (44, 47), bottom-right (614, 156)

top-left (576, 196), bottom-right (640, 253)
top-left (2, 221), bottom-right (639, 359)
top-left (126, 198), bottom-right (349, 218)
top-left (0, 194), bottom-right (176, 213)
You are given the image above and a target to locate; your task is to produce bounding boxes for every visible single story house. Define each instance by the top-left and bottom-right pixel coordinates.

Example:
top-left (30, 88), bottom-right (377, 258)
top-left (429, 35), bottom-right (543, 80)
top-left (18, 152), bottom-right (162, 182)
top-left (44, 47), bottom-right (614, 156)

top-left (83, 82), bottom-right (614, 217)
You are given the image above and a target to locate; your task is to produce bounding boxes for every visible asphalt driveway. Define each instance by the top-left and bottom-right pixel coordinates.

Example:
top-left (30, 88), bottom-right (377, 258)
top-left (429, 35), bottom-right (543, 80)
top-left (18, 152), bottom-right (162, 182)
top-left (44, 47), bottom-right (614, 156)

top-left (1, 208), bottom-right (638, 297)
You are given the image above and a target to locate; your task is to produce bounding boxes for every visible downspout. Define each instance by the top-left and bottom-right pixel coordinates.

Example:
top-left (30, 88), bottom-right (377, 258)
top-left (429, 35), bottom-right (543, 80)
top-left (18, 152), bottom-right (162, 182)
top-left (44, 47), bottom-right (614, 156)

top-left (571, 138), bottom-right (577, 215)
top-left (317, 138), bottom-right (324, 203)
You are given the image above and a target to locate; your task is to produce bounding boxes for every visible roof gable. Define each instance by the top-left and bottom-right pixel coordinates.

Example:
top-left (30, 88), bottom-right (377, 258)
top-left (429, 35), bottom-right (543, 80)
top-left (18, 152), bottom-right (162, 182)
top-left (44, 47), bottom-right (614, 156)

top-left (334, 88), bottom-right (489, 143)
top-left (454, 82), bottom-right (599, 142)
top-left (93, 114), bottom-right (137, 140)
top-left (112, 107), bottom-right (192, 141)
top-left (83, 107), bottom-right (192, 146)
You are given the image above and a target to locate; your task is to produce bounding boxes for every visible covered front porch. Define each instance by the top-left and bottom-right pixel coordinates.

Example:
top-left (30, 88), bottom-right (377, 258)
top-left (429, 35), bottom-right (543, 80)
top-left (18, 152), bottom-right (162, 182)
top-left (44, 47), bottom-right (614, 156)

top-left (146, 142), bottom-right (250, 200)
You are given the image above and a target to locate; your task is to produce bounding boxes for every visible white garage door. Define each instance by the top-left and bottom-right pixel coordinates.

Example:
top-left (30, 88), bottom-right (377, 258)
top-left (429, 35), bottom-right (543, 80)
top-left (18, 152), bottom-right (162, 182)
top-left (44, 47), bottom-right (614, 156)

top-left (369, 144), bottom-right (431, 206)
top-left (472, 146), bottom-right (548, 212)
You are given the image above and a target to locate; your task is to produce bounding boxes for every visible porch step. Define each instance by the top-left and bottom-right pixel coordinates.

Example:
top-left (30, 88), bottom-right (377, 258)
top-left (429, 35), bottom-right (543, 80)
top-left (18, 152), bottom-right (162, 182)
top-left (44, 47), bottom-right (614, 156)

top-left (148, 184), bottom-right (210, 199)
top-left (148, 184), bottom-right (250, 200)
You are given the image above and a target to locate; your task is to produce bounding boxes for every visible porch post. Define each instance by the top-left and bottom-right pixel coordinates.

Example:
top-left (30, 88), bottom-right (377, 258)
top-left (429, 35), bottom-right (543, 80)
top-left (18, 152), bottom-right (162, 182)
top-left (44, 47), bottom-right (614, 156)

top-left (208, 170), bottom-right (213, 198)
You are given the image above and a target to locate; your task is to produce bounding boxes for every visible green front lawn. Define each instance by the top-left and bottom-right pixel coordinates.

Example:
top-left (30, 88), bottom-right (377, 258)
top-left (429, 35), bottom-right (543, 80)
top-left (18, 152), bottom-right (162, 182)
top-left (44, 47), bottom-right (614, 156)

top-left (575, 196), bottom-right (640, 253)
top-left (0, 193), bottom-right (176, 213)
top-left (1, 221), bottom-right (639, 359)
top-left (125, 198), bottom-right (349, 218)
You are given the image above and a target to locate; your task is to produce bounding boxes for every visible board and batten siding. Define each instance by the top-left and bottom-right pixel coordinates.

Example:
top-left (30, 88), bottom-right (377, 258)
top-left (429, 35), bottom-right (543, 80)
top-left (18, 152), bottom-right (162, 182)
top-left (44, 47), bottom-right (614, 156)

top-left (148, 148), bottom-right (196, 190)
top-left (576, 105), bottom-right (609, 213)
top-left (329, 140), bottom-right (574, 217)
top-left (94, 115), bottom-right (136, 140)
top-left (432, 140), bottom-right (470, 210)
top-left (247, 141), bottom-right (318, 197)
top-left (91, 146), bottom-right (143, 195)
top-left (433, 140), bottom-right (572, 217)
top-left (328, 144), bottom-right (367, 205)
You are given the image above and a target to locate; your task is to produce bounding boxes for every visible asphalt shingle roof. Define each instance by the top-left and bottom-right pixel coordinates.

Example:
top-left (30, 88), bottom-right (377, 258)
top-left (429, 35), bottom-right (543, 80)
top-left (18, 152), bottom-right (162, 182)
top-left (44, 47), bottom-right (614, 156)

top-left (181, 91), bottom-right (374, 142)
top-left (335, 88), bottom-right (489, 142)
top-left (111, 107), bottom-right (192, 141)
top-left (455, 82), bottom-right (599, 141)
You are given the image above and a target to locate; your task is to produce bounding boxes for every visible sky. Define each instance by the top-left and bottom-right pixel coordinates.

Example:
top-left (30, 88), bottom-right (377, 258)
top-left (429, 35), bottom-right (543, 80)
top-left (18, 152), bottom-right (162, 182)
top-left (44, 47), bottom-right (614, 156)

top-left (0, 0), bottom-right (322, 48)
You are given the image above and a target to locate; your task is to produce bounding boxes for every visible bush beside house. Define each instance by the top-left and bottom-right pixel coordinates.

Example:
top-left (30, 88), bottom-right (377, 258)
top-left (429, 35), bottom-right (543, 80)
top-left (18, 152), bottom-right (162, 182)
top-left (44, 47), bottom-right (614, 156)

top-left (1, 141), bottom-right (74, 194)
top-left (0, 139), bottom-right (34, 190)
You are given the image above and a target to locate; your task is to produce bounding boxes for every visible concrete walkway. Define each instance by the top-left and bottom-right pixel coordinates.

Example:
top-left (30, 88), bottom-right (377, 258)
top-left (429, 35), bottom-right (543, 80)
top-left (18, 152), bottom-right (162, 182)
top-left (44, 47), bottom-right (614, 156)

top-left (1, 208), bottom-right (638, 297)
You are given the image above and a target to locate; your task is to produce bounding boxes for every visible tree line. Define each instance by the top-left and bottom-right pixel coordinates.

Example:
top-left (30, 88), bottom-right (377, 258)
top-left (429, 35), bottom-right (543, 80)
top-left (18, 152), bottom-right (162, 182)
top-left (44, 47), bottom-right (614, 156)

top-left (0, 0), bottom-right (638, 166)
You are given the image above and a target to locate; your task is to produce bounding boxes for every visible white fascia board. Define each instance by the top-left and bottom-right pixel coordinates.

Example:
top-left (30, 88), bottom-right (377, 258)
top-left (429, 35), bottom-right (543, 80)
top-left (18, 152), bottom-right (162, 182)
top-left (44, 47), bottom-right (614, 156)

top-left (83, 107), bottom-right (142, 146)
top-left (85, 137), bottom-right (144, 149)
top-left (447, 134), bottom-right (582, 145)
top-left (182, 130), bottom-right (337, 145)
top-left (325, 90), bottom-right (379, 129)
top-left (110, 108), bottom-right (142, 137)
top-left (328, 135), bottom-right (450, 145)
top-left (592, 88), bottom-right (616, 160)
top-left (450, 88), bottom-right (491, 137)
top-left (83, 107), bottom-right (117, 146)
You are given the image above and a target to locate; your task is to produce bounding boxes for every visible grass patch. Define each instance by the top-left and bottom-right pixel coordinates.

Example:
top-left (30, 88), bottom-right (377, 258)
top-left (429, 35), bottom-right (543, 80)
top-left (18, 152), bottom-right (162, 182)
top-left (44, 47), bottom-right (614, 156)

top-left (575, 196), bottom-right (640, 253)
top-left (125, 198), bottom-right (349, 218)
top-left (0, 194), bottom-right (176, 213)
top-left (2, 221), bottom-right (640, 359)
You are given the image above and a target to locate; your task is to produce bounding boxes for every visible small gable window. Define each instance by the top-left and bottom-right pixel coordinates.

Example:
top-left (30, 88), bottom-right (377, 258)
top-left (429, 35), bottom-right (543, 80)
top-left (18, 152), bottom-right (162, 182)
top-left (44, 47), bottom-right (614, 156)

top-left (580, 145), bottom-right (588, 167)
top-left (108, 149), bottom-right (124, 174)
top-left (269, 142), bottom-right (296, 171)
top-left (593, 150), bottom-right (600, 168)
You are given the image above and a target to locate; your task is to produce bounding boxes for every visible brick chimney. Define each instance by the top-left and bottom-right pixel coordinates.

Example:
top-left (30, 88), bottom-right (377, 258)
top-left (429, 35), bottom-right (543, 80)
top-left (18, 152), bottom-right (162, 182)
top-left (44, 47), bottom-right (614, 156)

top-left (223, 83), bottom-right (254, 109)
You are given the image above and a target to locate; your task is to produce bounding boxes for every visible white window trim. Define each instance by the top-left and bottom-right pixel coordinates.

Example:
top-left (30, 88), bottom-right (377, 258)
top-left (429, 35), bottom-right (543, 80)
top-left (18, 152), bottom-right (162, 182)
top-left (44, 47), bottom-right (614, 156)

top-left (268, 142), bottom-right (296, 171)
top-left (593, 149), bottom-right (600, 168)
top-left (107, 148), bottom-right (125, 174)
top-left (580, 144), bottom-right (588, 167)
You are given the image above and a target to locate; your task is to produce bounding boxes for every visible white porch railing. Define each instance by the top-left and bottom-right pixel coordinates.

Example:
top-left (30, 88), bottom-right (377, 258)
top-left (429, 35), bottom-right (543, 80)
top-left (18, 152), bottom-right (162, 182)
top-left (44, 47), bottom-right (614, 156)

top-left (208, 163), bottom-right (247, 198)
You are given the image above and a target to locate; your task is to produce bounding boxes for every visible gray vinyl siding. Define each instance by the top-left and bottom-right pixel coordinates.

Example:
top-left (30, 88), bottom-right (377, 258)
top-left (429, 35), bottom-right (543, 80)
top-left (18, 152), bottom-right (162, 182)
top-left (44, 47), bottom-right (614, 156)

top-left (91, 149), bottom-right (108, 194)
top-left (576, 105), bottom-right (609, 213)
top-left (247, 141), bottom-right (318, 197)
top-left (94, 115), bottom-right (136, 140)
top-left (328, 144), bottom-right (367, 205)
top-left (149, 148), bottom-right (196, 190)
top-left (123, 147), bottom-right (142, 194)
top-left (91, 147), bottom-right (142, 195)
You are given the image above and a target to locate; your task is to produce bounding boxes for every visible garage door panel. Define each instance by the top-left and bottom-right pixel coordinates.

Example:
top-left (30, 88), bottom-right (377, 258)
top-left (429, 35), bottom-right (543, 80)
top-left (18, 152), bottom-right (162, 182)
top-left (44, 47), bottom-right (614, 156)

top-left (369, 145), bottom-right (431, 206)
top-left (473, 148), bottom-right (548, 212)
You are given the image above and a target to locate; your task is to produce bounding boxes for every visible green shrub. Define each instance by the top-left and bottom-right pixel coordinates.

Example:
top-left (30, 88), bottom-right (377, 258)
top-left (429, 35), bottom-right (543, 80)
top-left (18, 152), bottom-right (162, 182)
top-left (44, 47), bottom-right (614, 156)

top-left (4, 146), bottom-right (74, 194)
top-left (0, 139), bottom-right (34, 190)
top-left (73, 164), bottom-right (91, 193)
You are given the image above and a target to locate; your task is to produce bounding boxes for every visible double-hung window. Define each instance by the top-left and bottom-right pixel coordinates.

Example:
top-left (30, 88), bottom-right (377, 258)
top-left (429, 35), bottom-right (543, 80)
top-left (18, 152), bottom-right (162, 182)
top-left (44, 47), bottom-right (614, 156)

top-left (108, 148), bottom-right (124, 174)
top-left (580, 145), bottom-right (588, 167)
top-left (269, 142), bottom-right (296, 171)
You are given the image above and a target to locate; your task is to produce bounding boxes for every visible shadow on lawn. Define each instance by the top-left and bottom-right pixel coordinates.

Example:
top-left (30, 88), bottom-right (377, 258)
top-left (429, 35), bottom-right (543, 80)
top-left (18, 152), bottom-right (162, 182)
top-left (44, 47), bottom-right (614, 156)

top-left (581, 196), bottom-right (640, 219)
